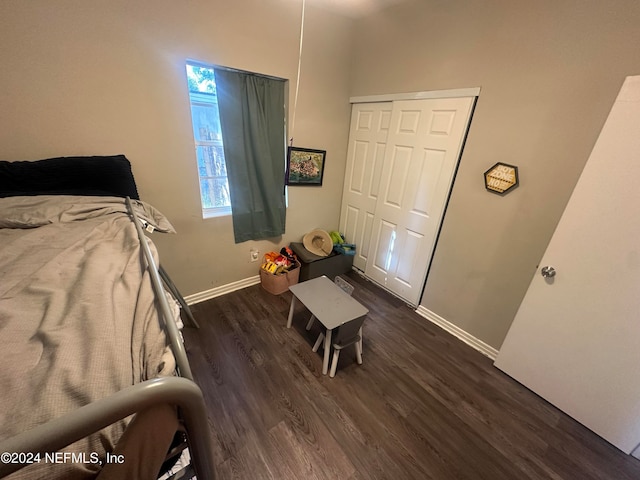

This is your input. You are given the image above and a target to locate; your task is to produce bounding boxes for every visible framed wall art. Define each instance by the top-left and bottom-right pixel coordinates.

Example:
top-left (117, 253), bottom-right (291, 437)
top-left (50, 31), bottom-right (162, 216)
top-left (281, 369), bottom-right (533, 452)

top-left (286, 147), bottom-right (326, 186)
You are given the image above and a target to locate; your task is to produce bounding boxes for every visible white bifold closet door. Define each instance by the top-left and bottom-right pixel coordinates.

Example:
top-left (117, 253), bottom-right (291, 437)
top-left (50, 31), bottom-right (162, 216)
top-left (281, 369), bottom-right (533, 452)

top-left (339, 103), bottom-right (393, 273)
top-left (340, 96), bottom-right (474, 306)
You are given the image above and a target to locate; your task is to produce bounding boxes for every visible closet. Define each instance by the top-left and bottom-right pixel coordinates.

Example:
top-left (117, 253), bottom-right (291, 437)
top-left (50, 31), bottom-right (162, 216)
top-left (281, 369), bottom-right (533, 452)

top-left (339, 90), bottom-right (476, 305)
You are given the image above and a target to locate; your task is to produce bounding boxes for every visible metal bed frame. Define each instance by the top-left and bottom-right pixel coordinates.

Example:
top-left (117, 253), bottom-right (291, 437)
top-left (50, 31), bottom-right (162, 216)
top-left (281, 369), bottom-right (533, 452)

top-left (0, 197), bottom-right (215, 479)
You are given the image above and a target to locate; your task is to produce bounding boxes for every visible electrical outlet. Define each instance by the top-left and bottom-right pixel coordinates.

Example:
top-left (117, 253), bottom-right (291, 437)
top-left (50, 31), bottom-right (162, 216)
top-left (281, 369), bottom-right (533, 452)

top-left (250, 249), bottom-right (259, 262)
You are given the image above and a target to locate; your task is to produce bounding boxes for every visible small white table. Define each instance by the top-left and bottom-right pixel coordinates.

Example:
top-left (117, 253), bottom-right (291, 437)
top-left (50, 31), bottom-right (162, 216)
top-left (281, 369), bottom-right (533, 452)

top-left (287, 276), bottom-right (369, 375)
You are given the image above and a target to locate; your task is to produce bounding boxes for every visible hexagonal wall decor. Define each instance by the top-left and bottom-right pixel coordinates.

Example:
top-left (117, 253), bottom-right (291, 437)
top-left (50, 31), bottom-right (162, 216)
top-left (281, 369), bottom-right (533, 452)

top-left (484, 162), bottom-right (519, 195)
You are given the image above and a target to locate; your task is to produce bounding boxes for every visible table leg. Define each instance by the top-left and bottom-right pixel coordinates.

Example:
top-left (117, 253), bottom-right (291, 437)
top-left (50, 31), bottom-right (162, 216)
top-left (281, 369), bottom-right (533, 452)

top-left (356, 326), bottom-right (363, 364)
top-left (322, 328), bottom-right (332, 375)
top-left (305, 314), bottom-right (316, 331)
top-left (287, 296), bottom-right (296, 328)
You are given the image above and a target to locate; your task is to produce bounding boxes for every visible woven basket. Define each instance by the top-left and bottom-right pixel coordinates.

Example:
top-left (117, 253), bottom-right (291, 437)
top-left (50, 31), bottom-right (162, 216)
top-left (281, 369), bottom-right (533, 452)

top-left (259, 261), bottom-right (300, 295)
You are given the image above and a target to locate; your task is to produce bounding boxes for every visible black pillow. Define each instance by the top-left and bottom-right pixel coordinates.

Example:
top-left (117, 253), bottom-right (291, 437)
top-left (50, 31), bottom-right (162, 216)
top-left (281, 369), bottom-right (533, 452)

top-left (0, 155), bottom-right (140, 200)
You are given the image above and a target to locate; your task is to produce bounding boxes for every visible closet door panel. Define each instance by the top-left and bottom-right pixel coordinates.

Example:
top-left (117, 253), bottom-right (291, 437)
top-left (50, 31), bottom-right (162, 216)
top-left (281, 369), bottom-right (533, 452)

top-left (365, 97), bottom-right (474, 305)
top-left (340, 103), bottom-right (393, 272)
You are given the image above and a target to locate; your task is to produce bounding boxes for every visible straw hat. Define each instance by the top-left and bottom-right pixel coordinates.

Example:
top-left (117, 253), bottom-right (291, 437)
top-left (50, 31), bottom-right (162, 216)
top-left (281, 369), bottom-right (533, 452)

top-left (302, 229), bottom-right (333, 257)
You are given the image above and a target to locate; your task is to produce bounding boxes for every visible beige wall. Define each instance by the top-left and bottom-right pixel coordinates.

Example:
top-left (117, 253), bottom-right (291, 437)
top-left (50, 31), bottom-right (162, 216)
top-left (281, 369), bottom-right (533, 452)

top-left (0, 0), bottom-right (352, 294)
top-left (350, 0), bottom-right (640, 348)
top-left (4, 0), bottom-right (639, 351)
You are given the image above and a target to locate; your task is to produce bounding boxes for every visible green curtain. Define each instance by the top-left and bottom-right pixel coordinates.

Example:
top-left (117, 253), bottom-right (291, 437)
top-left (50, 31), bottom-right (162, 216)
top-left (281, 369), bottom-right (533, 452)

top-left (215, 69), bottom-right (286, 243)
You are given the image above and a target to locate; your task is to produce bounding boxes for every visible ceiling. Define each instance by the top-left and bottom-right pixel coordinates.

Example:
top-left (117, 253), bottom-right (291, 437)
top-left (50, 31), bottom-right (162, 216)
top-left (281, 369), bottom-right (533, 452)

top-left (307, 0), bottom-right (410, 18)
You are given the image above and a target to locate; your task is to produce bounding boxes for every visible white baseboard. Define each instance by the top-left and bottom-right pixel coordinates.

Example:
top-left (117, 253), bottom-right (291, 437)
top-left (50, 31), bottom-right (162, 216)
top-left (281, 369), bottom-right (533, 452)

top-left (184, 275), bottom-right (261, 305)
top-left (183, 279), bottom-right (499, 360)
top-left (415, 306), bottom-right (498, 360)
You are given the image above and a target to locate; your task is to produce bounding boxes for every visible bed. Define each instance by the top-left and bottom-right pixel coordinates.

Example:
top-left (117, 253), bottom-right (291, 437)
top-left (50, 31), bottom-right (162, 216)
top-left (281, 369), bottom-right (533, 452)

top-left (0, 156), bottom-right (214, 479)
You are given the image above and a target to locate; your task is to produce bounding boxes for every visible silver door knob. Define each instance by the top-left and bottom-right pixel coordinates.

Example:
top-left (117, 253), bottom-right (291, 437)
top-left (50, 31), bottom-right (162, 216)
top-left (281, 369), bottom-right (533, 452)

top-left (541, 266), bottom-right (556, 278)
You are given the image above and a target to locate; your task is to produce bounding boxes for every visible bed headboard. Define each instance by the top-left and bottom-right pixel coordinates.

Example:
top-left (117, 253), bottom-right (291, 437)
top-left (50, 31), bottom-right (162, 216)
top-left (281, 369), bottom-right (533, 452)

top-left (0, 155), bottom-right (140, 199)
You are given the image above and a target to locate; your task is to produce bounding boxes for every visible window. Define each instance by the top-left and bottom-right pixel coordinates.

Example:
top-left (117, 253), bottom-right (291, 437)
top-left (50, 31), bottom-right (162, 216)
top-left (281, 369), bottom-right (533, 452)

top-left (185, 61), bottom-right (287, 241)
top-left (186, 62), bottom-right (231, 218)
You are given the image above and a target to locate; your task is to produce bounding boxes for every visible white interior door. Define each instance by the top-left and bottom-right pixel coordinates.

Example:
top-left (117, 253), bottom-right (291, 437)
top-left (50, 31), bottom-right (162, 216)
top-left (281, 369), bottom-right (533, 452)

top-left (495, 76), bottom-right (640, 454)
top-left (339, 103), bottom-right (393, 271)
top-left (364, 97), bottom-right (474, 305)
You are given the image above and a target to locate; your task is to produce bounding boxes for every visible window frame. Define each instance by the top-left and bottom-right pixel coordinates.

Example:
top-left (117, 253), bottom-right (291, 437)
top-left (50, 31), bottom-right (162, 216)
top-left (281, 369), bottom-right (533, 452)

top-left (186, 63), bottom-right (232, 219)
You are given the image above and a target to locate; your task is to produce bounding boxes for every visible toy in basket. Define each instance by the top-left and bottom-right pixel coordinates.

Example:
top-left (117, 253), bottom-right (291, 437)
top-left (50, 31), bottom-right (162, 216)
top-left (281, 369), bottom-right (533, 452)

top-left (329, 231), bottom-right (356, 256)
top-left (260, 247), bottom-right (300, 295)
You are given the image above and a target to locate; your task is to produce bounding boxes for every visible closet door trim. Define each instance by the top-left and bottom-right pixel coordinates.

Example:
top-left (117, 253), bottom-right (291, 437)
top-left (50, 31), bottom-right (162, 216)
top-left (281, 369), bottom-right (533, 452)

top-left (350, 87), bottom-right (480, 105)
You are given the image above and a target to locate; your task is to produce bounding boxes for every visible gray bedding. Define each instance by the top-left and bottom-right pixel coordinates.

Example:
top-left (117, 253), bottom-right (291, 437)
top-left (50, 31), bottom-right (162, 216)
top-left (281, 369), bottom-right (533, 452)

top-left (0, 196), bottom-right (177, 479)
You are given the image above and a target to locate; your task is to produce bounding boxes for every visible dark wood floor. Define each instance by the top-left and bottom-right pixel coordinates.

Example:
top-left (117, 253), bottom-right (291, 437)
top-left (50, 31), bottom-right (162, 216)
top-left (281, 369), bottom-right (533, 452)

top-left (183, 272), bottom-right (640, 480)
